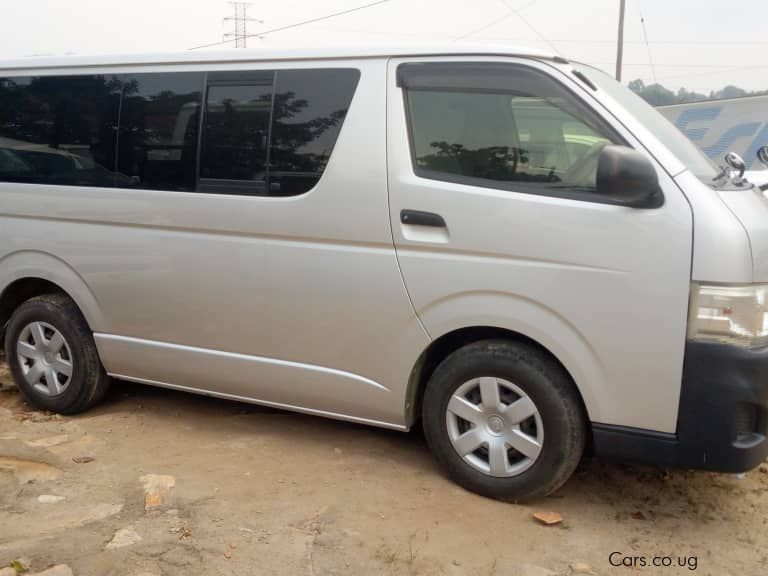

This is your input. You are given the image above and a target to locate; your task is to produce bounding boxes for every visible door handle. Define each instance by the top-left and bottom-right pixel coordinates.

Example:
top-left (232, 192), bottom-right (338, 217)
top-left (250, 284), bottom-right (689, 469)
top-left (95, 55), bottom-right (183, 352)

top-left (400, 209), bottom-right (446, 228)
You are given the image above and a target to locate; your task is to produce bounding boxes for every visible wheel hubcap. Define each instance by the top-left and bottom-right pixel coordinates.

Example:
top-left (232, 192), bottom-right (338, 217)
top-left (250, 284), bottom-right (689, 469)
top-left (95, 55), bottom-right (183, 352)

top-left (16, 322), bottom-right (73, 396)
top-left (487, 415), bottom-right (505, 435)
top-left (446, 377), bottom-right (543, 478)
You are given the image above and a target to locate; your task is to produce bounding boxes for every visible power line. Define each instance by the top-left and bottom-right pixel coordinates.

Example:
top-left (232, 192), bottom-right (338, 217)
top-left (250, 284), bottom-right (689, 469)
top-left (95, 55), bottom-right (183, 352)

top-left (310, 24), bottom-right (451, 39)
top-left (656, 64), bottom-right (768, 81)
top-left (498, 0), bottom-right (562, 56)
top-left (639, 10), bottom-right (657, 83)
top-left (596, 39), bottom-right (768, 45)
top-left (454, 12), bottom-right (515, 41)
top-left (189, 0), bottom-right (394, 50)
top-left (591, 61), bottom-right (764, 69)
top-left (307, 25), bottom-right (768, 53)
top-left (223, 2), bottom-right (264, 48)
top-left (471, 36), bottom-right (768, 46)
top-left (517, 0), bottom-right (539, 11)
top-left (454, 0), bottom-right (542, 42)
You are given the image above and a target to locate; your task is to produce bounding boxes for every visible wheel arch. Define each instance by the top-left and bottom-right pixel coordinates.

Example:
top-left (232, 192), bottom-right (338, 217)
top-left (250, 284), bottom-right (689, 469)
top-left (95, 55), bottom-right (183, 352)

top-left (0, 251), bottom-right (104, 346)
top-left (404, 324), bottom-right (600, 431)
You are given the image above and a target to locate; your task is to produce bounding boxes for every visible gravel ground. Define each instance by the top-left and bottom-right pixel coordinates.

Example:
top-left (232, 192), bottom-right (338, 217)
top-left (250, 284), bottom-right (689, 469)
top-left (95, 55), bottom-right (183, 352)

top-left (0, 359), bottom-right (766, 576)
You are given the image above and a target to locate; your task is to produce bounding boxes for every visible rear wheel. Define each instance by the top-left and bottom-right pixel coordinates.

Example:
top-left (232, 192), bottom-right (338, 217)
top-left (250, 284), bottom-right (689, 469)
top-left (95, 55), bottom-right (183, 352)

top-left (422, 339), bottom-right (586, 502)
top-left (4, 294), bottom-right (110, 414)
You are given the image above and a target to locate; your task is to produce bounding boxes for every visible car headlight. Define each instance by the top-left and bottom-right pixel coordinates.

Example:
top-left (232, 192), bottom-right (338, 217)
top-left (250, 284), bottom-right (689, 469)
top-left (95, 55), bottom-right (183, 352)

top-left (689, 283), bottom-right (768, 348)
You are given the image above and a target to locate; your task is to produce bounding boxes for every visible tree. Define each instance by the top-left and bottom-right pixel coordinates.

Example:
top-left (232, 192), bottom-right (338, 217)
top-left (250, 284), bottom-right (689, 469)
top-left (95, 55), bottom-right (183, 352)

top-left (628, 78), bottom-right (678, 105)
top-left (639, 83), bottom-right (677, 106)
top-left (713, 85), bottom-right (748, 100)
top-left (628, 78), bottom-right (768, 106)
top-left (628, 79), bottom-right (646, 94)
top-left (676, 87), bottom-right (707, 104)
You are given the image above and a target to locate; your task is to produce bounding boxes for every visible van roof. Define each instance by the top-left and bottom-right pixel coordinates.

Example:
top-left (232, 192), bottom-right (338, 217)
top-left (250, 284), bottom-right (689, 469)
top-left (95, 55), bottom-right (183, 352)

top-left (0, 43), bottom-right (560, 72)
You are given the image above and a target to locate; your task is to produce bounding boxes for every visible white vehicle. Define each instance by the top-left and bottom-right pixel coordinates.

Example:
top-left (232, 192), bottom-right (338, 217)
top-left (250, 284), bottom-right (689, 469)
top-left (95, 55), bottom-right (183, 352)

top-left (658, 95), bottom-right (768, 171)
top-left (746, 170), bottom-right (768, 190)
top-left (746, 147), bottom-right (768, 190)
top-left (1, 45), bottom-right (767, 501)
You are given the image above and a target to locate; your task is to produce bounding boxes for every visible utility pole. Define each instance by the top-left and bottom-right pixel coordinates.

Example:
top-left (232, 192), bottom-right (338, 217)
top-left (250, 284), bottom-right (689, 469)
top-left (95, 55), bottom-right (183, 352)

top-left (224, 2), bottom-right (263, 48)
top-left (615, 0), bottom-right (626, 81)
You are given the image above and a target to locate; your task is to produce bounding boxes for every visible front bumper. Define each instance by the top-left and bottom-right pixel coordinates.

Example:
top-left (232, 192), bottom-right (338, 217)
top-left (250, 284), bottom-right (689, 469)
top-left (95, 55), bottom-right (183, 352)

top-left (593, 340), bottom-right (768, 472)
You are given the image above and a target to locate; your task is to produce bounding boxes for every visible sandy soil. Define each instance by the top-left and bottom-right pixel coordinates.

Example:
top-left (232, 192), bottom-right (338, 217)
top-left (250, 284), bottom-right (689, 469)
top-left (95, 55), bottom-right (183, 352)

top-left (0, 359), bottom-right (766, 576)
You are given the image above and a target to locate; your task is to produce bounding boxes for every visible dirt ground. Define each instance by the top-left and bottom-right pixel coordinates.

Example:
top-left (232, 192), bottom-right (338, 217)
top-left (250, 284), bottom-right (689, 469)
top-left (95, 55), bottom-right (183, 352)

top-left (0, 359), bottom-right (766, 576)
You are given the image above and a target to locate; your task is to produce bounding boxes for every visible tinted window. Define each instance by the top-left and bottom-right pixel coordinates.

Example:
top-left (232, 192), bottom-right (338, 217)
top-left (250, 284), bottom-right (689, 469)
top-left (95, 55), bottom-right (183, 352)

top-left (269, 69), bottom-right (359, 196)
top-left (402, 63), bottom-right (621, 198)
top-left (117, 73), bottom-right (203, 191)
top-left (0, 67), bottom-right (360, 196)
top-left (510, 97), bottom-right (612, 185)
top-left (200, 73), bottom-right (274, 191)
top-left (408, 90), bottom-right (521, 181)
top-left (0, 75), bottom-right (120, 186)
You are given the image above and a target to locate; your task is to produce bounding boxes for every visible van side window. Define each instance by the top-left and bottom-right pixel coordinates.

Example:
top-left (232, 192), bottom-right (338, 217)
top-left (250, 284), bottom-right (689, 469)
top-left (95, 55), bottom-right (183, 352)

top-left (117, 73), bottom-right (203, 191)
top-left (199, 72), bottom-right (274, 193)
top-left (199, 68), bottom-right (359, 196)
top-left (269, 69), bottom-right (360, 196)
top-left (0, 68), bottom-right (359, 196)
top-left (0, 76), bottom-right (120, 186)
top-left (399, 63), bottom-right (623, 200)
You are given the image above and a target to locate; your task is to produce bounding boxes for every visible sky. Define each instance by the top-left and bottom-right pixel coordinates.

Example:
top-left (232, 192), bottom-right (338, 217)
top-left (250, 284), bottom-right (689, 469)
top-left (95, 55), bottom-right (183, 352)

top-left (0, 0), bottom-right (766, 94)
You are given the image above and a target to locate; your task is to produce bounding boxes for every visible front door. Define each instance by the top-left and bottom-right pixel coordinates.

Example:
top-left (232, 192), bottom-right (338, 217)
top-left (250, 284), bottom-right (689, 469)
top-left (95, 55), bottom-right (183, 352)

top-left (387, 57), bottom-right (693, 433)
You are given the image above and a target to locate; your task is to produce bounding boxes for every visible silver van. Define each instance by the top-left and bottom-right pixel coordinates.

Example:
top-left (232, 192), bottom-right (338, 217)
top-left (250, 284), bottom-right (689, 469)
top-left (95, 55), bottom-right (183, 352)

top-left (1, 45), bottom-right (767, 501)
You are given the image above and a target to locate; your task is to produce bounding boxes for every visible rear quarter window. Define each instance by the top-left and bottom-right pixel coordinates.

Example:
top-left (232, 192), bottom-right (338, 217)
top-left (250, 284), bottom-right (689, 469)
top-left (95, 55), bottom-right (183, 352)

top-left (268, 69), bottom-right (360, 196)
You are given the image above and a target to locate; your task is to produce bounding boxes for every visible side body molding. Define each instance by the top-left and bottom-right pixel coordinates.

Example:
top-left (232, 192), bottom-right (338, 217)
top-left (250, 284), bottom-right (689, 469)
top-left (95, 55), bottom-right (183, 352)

top-left (94, 333), bottom-right (404, 429)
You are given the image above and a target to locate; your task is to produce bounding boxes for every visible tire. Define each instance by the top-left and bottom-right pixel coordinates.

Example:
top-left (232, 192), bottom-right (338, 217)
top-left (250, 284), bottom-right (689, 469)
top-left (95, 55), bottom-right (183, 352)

top-left (422, 339), bottom-right (586, 502)
top-left (4, 293), bottom-right (110, 414)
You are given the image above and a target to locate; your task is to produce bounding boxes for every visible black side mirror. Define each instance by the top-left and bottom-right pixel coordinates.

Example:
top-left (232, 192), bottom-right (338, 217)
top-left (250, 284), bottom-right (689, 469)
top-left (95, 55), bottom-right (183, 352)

top-left (596, 145), bottom-right (664, 208)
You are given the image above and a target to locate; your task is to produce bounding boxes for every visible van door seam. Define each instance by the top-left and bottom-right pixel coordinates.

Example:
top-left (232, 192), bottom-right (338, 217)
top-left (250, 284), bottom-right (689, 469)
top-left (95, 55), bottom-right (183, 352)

top-left (385, 57), bottom-right (432, 341)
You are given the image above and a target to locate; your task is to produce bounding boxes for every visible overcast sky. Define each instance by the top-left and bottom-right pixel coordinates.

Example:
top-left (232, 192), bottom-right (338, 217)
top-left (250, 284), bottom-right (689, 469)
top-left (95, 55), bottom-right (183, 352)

top-left (0, 0), bottom-right (765, 93)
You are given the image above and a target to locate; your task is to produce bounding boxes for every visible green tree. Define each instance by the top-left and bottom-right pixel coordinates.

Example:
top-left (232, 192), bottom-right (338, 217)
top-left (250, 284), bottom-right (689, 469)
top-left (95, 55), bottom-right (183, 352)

top-left (628, 78), bottom-right (768, 106)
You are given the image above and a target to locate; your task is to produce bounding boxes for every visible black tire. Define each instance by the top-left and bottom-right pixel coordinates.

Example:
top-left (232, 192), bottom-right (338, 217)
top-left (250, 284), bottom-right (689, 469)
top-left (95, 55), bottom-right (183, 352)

top-left (4, 293), bottom-right (110, 414)
top-left (422, 339), bottom-right (586, 502)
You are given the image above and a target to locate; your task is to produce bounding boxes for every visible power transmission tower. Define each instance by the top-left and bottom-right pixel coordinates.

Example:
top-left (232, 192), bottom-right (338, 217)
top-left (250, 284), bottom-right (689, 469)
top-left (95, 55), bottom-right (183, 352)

top-left (615, 0), bottom-right (626, 81)
top-left (224, 2), bottom-right (263, 48)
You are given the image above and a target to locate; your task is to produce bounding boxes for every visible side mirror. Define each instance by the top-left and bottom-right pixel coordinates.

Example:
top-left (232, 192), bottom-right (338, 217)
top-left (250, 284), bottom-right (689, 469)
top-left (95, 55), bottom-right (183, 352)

top-left (758, 145), bottom-right (768, 168)
top-left (596, 145), bottom-right (664, 208)
top-left (725, 151), bottom-right (746, 178)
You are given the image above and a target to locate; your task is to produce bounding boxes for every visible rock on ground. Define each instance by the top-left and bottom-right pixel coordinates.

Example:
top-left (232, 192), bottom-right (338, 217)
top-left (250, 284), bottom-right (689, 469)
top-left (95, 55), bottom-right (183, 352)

top-left (139, 474), bottom-right (175, 511)
top-left (37, 495), bottom-right (66, 504)
top-left (106, 527), bottom-right (142, 550)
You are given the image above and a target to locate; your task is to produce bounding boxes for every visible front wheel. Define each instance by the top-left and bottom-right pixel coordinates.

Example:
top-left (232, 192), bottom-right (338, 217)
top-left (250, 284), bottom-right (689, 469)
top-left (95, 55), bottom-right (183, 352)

top-left (4, 294), bottom-right (110, 414)
top-left (422, 339), bottom-right (586, 502)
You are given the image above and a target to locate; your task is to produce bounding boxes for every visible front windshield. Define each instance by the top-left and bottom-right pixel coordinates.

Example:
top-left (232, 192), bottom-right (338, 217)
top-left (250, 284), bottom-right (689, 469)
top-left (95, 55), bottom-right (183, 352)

top-left (571, 63), bottom-right (719, 183)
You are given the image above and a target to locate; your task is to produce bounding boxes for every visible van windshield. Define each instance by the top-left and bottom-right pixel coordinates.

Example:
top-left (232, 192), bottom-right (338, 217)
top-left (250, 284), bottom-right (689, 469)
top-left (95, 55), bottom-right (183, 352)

top-left (571, 63), bottom-right (719, 184)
